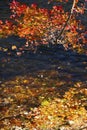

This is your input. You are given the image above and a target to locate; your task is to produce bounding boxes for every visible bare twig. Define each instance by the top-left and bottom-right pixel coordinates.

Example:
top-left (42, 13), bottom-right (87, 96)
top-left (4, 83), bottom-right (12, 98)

top-left (56, 0), bottom-right (77, 42)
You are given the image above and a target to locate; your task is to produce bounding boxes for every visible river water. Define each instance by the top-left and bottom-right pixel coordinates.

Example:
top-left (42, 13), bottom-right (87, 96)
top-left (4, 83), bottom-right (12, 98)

top-left (0, 0), bottom-right (87, 86)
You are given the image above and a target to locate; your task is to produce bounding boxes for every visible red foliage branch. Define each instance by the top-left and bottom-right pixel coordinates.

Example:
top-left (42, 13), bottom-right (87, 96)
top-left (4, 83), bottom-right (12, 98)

top-left (0, 0), bottom-right (87, 53)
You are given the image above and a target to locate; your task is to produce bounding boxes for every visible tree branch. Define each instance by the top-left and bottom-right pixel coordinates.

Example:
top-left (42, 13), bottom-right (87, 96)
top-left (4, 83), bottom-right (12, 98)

top-left (56, 0), bottom-right (77, 43)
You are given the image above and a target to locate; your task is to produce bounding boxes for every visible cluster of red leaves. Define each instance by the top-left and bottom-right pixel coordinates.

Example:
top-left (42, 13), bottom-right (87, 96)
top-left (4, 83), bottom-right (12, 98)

top-left (9, 0), bottom-right (51, 44)
top-left (0, 20), bottom-right (15, 38)
top-left (10, 0), bottom-right (27, 17)
top-left (8, 0), bottom-right (68, 44)
top-left (0, 0), bottom-right (87, 53)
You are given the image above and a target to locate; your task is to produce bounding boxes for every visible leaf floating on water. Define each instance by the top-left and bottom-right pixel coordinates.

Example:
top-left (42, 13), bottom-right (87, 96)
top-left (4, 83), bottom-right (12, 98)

top-left (12, 45), bottom-right (17, 50)
top-left (3, 48), bottom-right (8, 52)
top-left (16, 52), bottom-right (22, 56)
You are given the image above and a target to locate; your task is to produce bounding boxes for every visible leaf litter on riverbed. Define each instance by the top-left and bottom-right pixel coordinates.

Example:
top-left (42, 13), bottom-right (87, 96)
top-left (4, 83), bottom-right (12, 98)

top-left (0, 70), bottom-right (87, 130)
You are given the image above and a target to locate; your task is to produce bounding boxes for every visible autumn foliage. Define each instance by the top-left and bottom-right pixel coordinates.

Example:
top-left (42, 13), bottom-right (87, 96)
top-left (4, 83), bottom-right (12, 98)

top-left (0, 1), bottom-right (87, 129)
top-left (0, 0), bottom-right (87, 53)
top-left (0, 73), bottom-right (87, 129)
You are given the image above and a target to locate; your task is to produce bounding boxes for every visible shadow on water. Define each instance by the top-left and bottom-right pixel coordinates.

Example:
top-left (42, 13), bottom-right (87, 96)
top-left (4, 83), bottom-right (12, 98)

top-left (0, 36), bottom-right (87, 85)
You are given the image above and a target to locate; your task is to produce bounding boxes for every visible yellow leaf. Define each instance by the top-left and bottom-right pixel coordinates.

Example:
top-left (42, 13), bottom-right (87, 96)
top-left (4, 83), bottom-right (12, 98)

top-left (12, 45), bottom-right (17, 50)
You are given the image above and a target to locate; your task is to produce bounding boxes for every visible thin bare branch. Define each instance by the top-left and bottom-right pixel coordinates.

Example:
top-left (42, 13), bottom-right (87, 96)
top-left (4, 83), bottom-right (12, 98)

top-left (56, 0), bottom-right (77, 42)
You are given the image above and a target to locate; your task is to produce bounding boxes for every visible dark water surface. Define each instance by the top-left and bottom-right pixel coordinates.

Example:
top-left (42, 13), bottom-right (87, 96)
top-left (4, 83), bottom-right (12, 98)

top-left (0, 0), bottom-right (87, 86)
